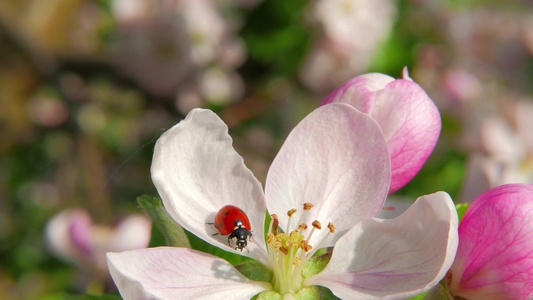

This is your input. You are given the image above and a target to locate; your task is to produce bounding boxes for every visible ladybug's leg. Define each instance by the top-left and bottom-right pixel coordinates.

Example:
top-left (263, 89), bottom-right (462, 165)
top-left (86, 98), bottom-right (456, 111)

top-left (228, 232), bottom-right (238, 250)
top-left (206, 222), bottom-right (220, 237)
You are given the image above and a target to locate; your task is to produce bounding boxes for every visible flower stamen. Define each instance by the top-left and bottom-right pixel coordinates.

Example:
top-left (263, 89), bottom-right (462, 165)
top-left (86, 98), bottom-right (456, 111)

top-left (312, 220), bottom-right (322, 230)
top-left (267, 203), bottom-right (336, 296)
top-left (286, 209), bottom-right (297, 234)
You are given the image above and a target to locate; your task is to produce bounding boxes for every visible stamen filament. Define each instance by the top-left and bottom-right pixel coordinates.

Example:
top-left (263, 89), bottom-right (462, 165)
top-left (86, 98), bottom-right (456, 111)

top-left (267, 204), bottom-right (335, 296)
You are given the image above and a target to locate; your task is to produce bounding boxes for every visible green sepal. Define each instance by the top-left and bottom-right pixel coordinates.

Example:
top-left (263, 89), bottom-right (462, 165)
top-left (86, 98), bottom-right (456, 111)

top-left (301, 252), bottom-right (331, 278)
top-left (407, 291), bottom-right (428, 300)
top-left (256, 286), bottom-right (321, 300)
top-left (293, 286), bottom-right (321, 300)
top-left (422, 281), bottom-right (453, 300)
top-left (235, 260), bottom-right (273, 282)
top-left (256, 290), bottom-right (281, 300)
top-left (137, 195), bottom-right (191, 248)
top-left (455, 202), bottom-right (470, 223)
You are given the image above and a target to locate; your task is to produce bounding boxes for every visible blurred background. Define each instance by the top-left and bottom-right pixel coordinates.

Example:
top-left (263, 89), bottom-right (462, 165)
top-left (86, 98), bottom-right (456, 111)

top-left (1, 0), bottom-right (532, 299)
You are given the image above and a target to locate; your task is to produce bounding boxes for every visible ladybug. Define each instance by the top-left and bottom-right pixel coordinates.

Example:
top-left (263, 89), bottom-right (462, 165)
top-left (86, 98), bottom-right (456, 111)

top-left (211, 205), bottom-right (252, 251)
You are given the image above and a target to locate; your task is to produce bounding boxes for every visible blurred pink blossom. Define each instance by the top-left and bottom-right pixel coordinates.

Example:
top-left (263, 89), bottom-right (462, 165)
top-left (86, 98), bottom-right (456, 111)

top-left (460, 100), bottom-right (533, 202)
top-left (111, 0), bottom-right (245, 107)
top-left (300, 0), bottom-right (396, 92)
top-left (45, 209), bottom-right (152, 279)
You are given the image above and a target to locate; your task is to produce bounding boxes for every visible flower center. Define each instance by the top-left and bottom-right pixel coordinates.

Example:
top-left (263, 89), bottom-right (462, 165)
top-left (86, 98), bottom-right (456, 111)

top-left (266, 203), bottom-right (335, 295)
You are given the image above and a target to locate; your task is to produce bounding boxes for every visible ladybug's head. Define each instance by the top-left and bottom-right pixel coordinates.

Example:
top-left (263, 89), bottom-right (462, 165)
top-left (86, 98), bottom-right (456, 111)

top-left (229, 226), bottom-right (252, 251)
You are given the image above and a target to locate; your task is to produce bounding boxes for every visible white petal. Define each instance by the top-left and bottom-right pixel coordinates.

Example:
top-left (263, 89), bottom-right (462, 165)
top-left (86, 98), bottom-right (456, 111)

top-left (107, 247), bottom-right (271, 300)
top-left (306, 192), bottom-right (459, 299)
top-left (151, 109), bottom-right (268, 263)
top-left (265, 104), bottom-right (390, 247)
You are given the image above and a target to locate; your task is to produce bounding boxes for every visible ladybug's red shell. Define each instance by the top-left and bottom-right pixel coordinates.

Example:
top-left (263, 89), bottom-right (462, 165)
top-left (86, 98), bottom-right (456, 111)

top-left (214, 205), bottom-right (251, 235)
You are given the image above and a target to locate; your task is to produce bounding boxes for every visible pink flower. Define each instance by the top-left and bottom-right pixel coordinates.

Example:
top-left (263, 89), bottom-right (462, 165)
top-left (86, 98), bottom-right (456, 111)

top-left (322, 68), bottom-right (441, 193)
top-left (446, 184), bottom-right (533, 299)
top-left (106, 104), bottom-right (458, 299)
top-left (45, 209), bottom-right (152, 278)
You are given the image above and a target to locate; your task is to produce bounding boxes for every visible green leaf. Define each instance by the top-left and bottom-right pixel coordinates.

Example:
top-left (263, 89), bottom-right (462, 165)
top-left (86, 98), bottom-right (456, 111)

top-left (137, 195), bottom-right (191, 248)
top-left (455, 203), bottom-right (470, 223)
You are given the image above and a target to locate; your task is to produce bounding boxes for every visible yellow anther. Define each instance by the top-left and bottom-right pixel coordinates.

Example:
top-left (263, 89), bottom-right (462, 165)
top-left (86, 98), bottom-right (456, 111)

top-left (289, 230), bottom-right (300, 242)
top-left (300, 240), bottom-right (312, 252)
top-left (293, 257), bottom-right (301, 266)
top-left (274, 241), bottom-right (282, 250)
top-left (267, 233), bottom-right (275, 244)
top-left (287, 208), bottom-right (297, 217)
top-left (312, 220), bottom-right (322, 230)
top-left (279, 246), bottom-right (289, 255)
top-left (275, 232), bottom-right (287, 240)
top-left (298, 223), bottom-right (308, 231)
top-left (289, 241), bottom-right (299, 249)
top-left (327, 222), bottom-right (336, 233)
top-left (303, 203), bottom-right (314, 211)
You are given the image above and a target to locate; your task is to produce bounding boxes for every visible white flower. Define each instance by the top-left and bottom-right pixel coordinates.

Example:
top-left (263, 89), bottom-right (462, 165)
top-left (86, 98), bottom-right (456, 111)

top-left (107, 105), bottom-right (458, 299)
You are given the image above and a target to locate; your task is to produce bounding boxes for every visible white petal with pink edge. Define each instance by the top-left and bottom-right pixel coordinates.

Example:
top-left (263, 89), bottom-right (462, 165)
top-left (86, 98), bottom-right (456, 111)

top-left (265, 103), bottom-right (390, 248)
top-left (150, 109), bottom-right (268, 263)
top-left (321, 73), bottom-right (395, 114)
top-left (107, 247), bottom-right (271, 300)
top-left (322, 70), bottom-right (441, 194)
top-left (306, 192), bottom-right (458, 299)
top-left (369, 79), bottom-right (441, 193)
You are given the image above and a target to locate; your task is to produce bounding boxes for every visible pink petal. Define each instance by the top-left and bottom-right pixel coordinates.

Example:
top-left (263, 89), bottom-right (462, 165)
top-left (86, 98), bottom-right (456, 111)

top-left (322, 71), bottom-right (441, 193)
top-left (45, 209), bottom-right (93, 264)
top-left (69, 210), bottom-right (93, 255)
top-left (306, 192), bottom-right (458, 299)
top-left (448, 184), bottom-right (533, 299)
top-left (151, 109), bottom-right (268, 263)
top-left (265, 104), bottom-right (390, 247)
top-left (107, 247), bottom-right (271, 300)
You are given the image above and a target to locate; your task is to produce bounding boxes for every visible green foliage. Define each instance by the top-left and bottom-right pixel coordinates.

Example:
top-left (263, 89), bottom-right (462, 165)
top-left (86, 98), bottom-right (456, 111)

top-left (456, 203), bottom-right (470, 223)
top-left (396, 149), bottom-right (467, 202)
top-left (137, 195), bottom-right (191, 248)
top-left (241, 0), bottom-right (311, 78)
